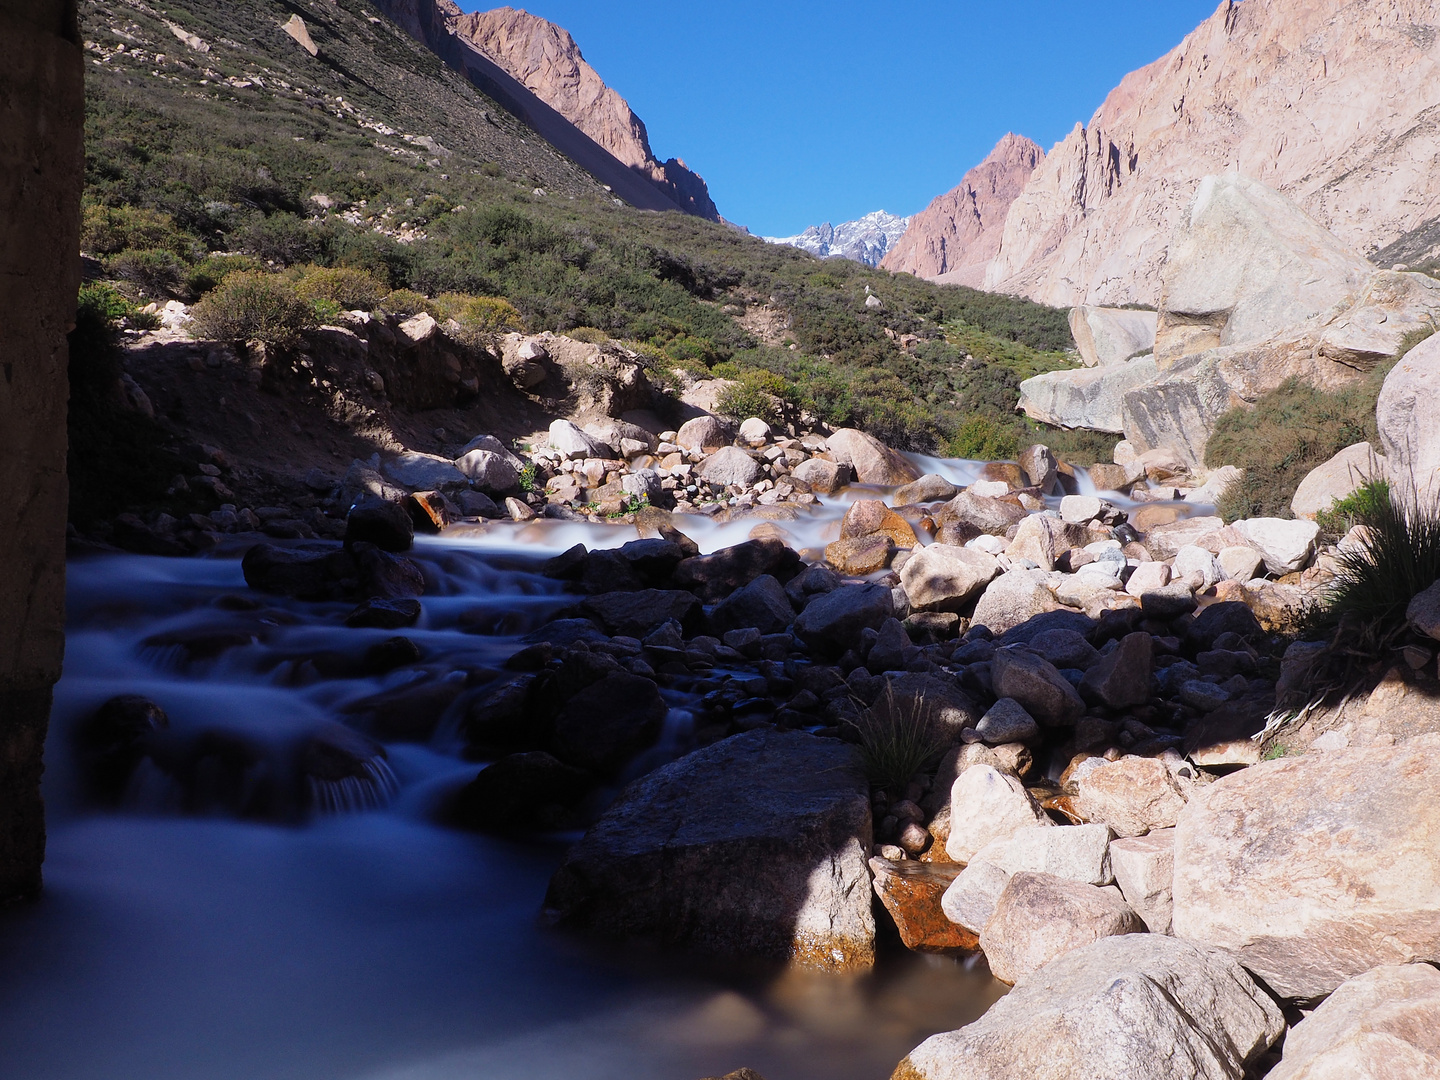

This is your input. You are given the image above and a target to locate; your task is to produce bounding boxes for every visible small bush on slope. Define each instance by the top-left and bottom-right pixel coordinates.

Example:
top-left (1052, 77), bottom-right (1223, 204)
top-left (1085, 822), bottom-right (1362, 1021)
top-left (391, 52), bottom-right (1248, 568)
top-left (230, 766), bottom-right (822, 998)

top-left (189, 272), bottom-right (313, 347)
top-left (1205, 375), bottom-right (1386, 519)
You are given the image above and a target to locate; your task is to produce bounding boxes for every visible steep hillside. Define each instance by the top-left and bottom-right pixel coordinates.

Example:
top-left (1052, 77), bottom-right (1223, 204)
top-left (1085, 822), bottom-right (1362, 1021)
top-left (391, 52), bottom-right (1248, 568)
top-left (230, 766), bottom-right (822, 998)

top-left (904, 0), bottom-right (1440, 307)
top-left (77, 0), bottom-right (1076, 478)
top-left (766, 211), bottom-right (911, 267)
top-left (447, 5), bottom-right (718, 220)
top-left (881, 134), bottom-right (1041, 288)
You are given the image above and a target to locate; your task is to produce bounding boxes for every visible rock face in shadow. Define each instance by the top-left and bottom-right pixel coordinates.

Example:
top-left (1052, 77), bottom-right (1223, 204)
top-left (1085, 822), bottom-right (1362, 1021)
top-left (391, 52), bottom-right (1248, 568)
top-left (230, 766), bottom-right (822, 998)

top-left (0, 0), bottom-right (83, 902)
top-left (893, 934), bottom-right (1283, 1080)
top-left (543, 729), bottom-right (876, 970)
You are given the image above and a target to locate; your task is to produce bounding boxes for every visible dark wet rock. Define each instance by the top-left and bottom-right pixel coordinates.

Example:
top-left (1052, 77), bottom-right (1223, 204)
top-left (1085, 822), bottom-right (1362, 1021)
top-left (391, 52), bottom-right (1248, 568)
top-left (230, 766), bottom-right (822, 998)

top-left (541, 543), bottom-right (590, 581)
top-left (866, 618), bottom-right (911, 673)
top-left (1186, 601), bottom-right (1267, 651)
top-left (362, 635), bottom-right (423, 674)
top-left (997, 609), bottom-right (1096, 646)
top-left (710, 574), bottom-right (796, 637)
top-left (792, 583), bottom-right (894, 658)
top-left (544, 729), bottom-right (875, 970)
top-left (73, 695), bottom-right (169, 803)
top-left (581, 589), bottom-right (702, 638)
top-left (503, 641), bottom-right (553, 671)
top-left (785, 565), bottom-right (842, 610)
top-left (301, 724), bottom-right (393, 811)
top-left (1140, 583), bottom-right (1197, 620)
top-left (345, 596), bottom-right (421, 629)
top-left (992, 647), bottom-right (1085, 725)
top-left (547, 671), bottom-right (667, 773)
top-left (465, 675), bottom-right (539, 753)
top-left (344, 497), bottom-right (414, 552)
top-left (523, 618), bottom-right (609, 647)
top-left (577, 548), bottom-right (646, 593)
top-left (1027, 628), bottom-right (1100, 670)
top-left (1079, 631), bottom-right (1154, 709)
top-left (617, 537), bottom-right (686, 583)
top-left (242, 542), bottom-right (423, 602)
top-left (674, 538), bottom-right (802, 603)
top-left (404, 491), bottom-right (455, 533)
top-left (870, 858), bottom-right (975, 955)
top-left (343, 677), bottom-right (465, 741)
top-left (141, 622), bottom-right (262, 661)
top-left (446, 751), bottom-right (593, 832)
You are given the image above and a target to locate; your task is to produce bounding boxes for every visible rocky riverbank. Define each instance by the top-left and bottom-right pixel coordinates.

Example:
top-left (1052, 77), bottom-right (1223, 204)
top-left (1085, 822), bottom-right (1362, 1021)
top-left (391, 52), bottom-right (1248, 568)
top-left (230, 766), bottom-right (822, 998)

top-left (76, 303), bottom-right (1440, 1079)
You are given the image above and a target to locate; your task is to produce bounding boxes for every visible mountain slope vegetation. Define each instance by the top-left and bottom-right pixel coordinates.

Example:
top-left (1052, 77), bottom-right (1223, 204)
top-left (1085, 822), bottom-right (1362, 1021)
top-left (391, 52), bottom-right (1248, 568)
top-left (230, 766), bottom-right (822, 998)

top-left (80, 0), bottom-right (1078, 457)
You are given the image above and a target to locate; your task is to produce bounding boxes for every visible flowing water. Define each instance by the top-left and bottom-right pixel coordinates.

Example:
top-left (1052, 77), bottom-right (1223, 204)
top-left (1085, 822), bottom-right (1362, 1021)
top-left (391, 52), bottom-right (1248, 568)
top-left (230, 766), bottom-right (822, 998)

top-left (0, 457), bottom-right (1190, 1080)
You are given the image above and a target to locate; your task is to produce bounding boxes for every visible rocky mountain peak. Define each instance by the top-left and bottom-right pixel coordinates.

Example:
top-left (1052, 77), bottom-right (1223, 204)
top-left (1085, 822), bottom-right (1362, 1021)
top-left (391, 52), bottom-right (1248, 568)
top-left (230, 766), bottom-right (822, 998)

top-left (880, 133), bottom-right (1042, 288)
top-left (446, 6), bottom-right (718, 219)
top-left (765, 210), bottom-right (911, 267)
top-left (981, 0), bottom-right (1440, 305)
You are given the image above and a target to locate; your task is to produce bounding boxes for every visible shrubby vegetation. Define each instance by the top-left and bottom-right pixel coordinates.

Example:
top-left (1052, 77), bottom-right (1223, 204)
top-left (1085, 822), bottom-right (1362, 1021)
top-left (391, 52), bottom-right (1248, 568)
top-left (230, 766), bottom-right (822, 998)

top-left (78, 0), bottom-right (1076, 457)
top-left (1207, 372), bottom-right (1390, 521)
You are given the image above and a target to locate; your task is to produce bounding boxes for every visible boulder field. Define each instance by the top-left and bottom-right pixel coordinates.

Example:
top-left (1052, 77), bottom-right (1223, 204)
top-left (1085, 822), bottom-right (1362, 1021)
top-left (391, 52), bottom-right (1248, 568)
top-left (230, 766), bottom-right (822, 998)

top-left (77, 351), bottom-right (1440, 1077)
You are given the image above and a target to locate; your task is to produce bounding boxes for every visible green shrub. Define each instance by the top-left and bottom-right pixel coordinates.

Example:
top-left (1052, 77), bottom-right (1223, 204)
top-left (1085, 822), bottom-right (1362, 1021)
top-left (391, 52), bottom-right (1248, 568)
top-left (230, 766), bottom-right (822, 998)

top-left (81, 202), bottom-right (196, 258)
top-left (1204, 377), bottom-right (1382, 519)
top-left (948, 414), bottom-right (1021, 461)
top-left (379, 289), bottom-right (433, 318)
top-left (292, 265), bottom-right (388, 311)
top-left (566, 326), bottom-right (609, 344)
top-left (186, 253), bottom-right (264, 296)
top-left (108, 247), bottom-right (187, 296)
top-left (1315, 478), bottom-right (1391, 539)
top-left (716, 368), bottom-right (789, 424)
top-left (436, 294), bottom-right (524, 348)
top-left (1396, 323), bottom-right (1436, 359)
top-left (189, 271), bottom-right (312, 346)
top-left (1316, 489), bottom-right (1440, 653)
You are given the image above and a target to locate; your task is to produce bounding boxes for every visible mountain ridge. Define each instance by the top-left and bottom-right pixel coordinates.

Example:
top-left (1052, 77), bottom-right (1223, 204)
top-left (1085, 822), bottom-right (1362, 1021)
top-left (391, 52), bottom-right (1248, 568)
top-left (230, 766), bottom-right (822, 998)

top-left (764, 210), bottom-right (911, 267)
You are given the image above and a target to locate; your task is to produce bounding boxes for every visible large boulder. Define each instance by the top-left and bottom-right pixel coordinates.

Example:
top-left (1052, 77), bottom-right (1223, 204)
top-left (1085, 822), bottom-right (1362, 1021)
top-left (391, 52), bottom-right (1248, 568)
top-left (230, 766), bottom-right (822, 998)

top-left (893, 935), bottom-right (1284, 1080)
top-left (1231, 517), bottom-right (1320, 575)
top-left (1267, 964), bottom-right (1440, 1080)
top-left (1069, 305), bottom-right (1158, 368)
top-left (899, 544), bottom-right (1000, 612)
top-left (1154, 175), bottom-right (1372, 368)
top-left (547, 672), bottom-right (666, 774)
top-left (580, 589), bottom-right (701, 638)
top-left (710, 574), bottom-right (795, 636)
top-left (1172, 734), bottom-right (1440, 999)
top-left (790, 457), bottom-right (851, 494)
top-left (980, 871), bottom-right (1145, 984)
top-left (937, 490), bottom-right (1028, 536)
top-left (1377, 330), bottom-right (1440, 503)
top-left (1018, 355), bottom-right (1159, 434)
top-left (547, 419), bottom-right (609, 459)
top-left (824, 428), bottom-right (921, 486)
top-left (673, 538), bottom-right (800, 602)
top-left (543, 729), bottom-right (875, 970)
top-left (382, 451), bottom-right (468, 490)
top-left (971, 571), bottom-right (1062, 636)
top-left (1109, 829), bottom-right (1176, 935)
top-left (676, 414), bottom-right (731, 451)
top-left (1073, 755), bottom-right (1187, 838)
top-left (792, 583), bottom-right (893, 657)
top-left (944, 764), bottom-right (1052, 862)
top-left (1290, 442), bottom-right (1380, 519)
top-left (696, 445), bottom-right (762, 487)
top-left (990, 646), bottom-right (1084, 725)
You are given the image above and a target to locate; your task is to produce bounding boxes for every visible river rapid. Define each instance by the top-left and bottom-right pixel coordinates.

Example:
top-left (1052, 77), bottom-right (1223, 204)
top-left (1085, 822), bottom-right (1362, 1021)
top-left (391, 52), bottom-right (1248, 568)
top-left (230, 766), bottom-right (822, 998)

top-left (0, 455), bottom-right (1155, 1080)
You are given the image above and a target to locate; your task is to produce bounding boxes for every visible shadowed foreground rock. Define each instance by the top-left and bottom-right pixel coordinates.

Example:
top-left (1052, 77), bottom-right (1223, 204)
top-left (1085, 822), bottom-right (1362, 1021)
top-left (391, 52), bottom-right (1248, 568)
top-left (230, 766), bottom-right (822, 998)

top-left (0, 0), bottom-right (83, 902)
top-left (892, 935), bottom-right (1283, 1080)
top-left (1173, 734), bottom-right (1440, 999)
top-left (543, 729), bottom-right (875, 970)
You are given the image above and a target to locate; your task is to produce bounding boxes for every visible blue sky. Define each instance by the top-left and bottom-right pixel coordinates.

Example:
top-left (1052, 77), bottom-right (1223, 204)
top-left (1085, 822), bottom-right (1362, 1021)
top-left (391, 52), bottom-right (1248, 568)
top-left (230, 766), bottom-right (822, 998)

top-left (458, 1), bottom-right (1223, 236)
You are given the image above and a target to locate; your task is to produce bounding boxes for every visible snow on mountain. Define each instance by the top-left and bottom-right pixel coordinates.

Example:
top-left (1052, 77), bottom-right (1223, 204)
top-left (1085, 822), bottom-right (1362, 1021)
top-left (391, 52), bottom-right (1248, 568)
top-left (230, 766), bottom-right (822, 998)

top-left (764, 210), bottom-right (911, 268)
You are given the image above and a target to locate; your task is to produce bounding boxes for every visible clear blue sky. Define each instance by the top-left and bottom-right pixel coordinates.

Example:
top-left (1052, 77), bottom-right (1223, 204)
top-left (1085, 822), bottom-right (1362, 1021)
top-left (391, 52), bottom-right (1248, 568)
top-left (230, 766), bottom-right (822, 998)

top-left (458, 1), bottom-right (1223, 236)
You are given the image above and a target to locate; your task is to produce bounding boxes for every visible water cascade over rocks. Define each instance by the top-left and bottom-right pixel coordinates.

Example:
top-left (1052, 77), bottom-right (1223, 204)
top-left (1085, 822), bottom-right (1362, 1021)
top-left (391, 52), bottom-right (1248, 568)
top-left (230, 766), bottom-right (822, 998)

top-left (7, 415), bottom-right (1435, 1080)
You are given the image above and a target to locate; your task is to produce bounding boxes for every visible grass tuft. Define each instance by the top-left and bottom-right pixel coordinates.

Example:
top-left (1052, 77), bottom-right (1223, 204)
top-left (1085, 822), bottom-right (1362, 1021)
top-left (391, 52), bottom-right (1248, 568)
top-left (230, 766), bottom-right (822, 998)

top-left (848, 685), bottom-right (950, 793)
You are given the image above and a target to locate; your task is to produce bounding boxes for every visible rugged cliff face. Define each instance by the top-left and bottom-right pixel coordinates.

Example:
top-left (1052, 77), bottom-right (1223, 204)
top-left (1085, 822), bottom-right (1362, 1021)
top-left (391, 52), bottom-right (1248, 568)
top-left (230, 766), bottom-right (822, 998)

top-left (447, 7), bottom-right (718, 220)
top-left (880, 134), bottom-right (1041, 288)
top-left (982, 0), bottom-right (1440, 306)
